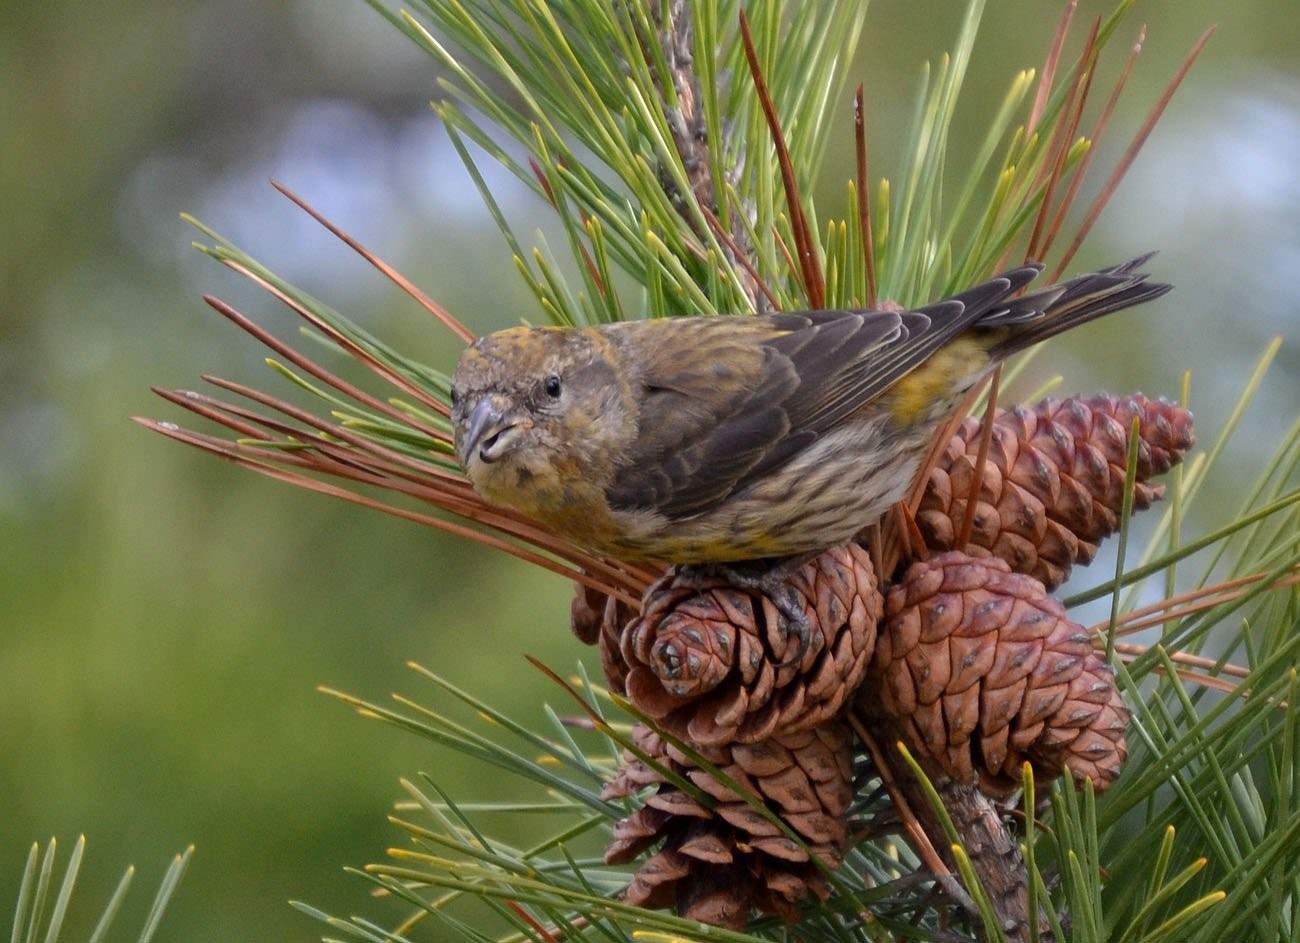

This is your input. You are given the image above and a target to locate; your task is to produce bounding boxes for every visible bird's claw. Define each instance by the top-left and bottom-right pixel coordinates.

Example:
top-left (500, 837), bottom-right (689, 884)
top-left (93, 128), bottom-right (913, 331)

top-left (675, 557), bottom-right (815, 667)
top-left (769, 583), bottom-right (814, 668)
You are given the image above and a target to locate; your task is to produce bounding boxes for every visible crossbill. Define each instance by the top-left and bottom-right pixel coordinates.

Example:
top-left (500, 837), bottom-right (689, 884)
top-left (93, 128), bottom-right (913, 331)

top-left (451, 255), bottom-right (1169, 567)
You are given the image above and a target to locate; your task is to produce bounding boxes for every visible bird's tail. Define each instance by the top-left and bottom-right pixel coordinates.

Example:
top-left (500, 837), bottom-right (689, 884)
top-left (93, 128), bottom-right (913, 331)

top-left (984, 253), bottom-right (1172, 359)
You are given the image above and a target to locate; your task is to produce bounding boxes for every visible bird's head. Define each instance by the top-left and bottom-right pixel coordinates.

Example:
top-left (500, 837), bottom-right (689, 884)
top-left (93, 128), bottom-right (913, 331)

top-left (451, 326), bottom-right (633, 515)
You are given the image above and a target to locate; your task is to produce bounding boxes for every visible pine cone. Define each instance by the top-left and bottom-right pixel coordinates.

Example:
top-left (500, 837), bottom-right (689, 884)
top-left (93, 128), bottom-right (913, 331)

top-left (599, 595), bottom-right (636, 696)
top-left (604, 721), bottom-right (854, 928)
top-left (569, 582), bottom-right (637, 691)
top-left (570, 583), bottom-right (608, 646)
top-left (919, 394), bottom-right (1193, 588)
top-left (619, 545), bottom-right (883, 746)
top-left (870, 551), bottom-right (1128, 797)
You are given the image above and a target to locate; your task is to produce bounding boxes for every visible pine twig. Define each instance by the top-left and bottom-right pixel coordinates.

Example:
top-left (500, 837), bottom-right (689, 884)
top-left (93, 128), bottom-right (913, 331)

top-left (1052, 25), bottom-right (1216, 278)
top-left (1040, 24), bottom-right (1147, 264)
top-left (270, 180), bottom-right (475, 343)
top-left (957, 367), bottom-right (1001, 549)
top-left (849, 712), bottom-right (972, 914)
top-left (1028, 1), bottom-right (1078, 135)
top-left (645, 0), bottom-right (766, 312)
top-left (855, 84), bottom-right (879, 309)
top-left (873, 716), bottom-right (1042, 942)
top-left (739, 9), bottom-right (825, 309)
top-left (699, 203), bottom-right (780, 310)
top-left (1025, 18), bottom-right (1100, 263)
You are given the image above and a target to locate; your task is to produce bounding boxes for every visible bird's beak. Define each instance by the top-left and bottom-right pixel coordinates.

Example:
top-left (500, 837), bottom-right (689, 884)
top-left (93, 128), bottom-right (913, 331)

top-left (460, 397), bottom-right (517, 465)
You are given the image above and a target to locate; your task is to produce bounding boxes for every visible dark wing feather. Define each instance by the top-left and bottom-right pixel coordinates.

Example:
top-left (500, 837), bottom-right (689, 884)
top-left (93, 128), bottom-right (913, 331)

top-left (602, 312), bottom-right (897, 517)
top-left (604, 265), bottom-right (1047, 520)
top-left (989, 254), bottom-right (1171, 355)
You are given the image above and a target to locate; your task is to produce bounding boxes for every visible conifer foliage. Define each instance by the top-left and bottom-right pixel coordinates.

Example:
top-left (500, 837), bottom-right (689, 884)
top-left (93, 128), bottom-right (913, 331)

top-left (132, 0), bottom-right (1300, 940)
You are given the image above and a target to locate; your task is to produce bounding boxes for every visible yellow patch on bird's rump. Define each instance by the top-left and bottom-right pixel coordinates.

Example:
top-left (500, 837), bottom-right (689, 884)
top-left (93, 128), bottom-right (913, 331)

top-left (886, 336), bottom-right (990, 425)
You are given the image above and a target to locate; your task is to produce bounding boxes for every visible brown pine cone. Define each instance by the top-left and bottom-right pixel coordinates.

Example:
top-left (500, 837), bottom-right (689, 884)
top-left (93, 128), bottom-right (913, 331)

top-left (569, 582), bottom-right (637, 692)
top-left (870, 551), bottom-right (1128, 797)
top-left (919, 393), bottom-right (1193, 588)
top-left (599, 596), bottom-right (635, 696)
top-left (619, 545), bottom-right (883, 746)
top-left (604, 721), bottom-right (854, 928)
top-left (570, 583), bottom-right (609, 646)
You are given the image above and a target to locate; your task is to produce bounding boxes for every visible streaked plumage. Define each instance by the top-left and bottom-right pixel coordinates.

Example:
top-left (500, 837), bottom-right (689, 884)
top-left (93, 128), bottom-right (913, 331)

top-left (451, 256), bottom-right (1170, 564)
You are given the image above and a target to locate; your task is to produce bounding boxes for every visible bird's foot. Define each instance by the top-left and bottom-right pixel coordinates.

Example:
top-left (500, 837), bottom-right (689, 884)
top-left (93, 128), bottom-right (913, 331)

top-left (676, 555), bottom-right (817, 666)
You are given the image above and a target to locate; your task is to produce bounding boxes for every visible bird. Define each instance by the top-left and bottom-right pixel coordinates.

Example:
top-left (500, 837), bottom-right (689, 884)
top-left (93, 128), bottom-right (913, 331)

top-left (451, 254), bottom-right (1170, 648)
top-left (452, 254), bottom-right (1169, 562)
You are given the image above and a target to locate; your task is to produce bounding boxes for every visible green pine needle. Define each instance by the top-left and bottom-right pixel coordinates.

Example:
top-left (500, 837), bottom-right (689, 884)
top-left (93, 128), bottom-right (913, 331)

top-left (7, 839), bottom-right (190, 943)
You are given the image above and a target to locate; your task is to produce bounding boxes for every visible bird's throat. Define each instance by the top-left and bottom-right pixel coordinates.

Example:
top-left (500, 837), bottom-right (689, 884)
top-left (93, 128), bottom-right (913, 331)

top-left (472, 454), bottom-right (621, 551)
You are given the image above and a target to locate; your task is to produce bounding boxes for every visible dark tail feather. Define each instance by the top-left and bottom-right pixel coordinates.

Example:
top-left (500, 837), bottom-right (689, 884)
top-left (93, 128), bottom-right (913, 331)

top-left (984, 254), bottom-right (1172, 358)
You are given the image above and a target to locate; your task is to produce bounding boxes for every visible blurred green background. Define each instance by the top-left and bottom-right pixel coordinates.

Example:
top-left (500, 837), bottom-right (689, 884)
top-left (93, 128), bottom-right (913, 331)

top-left (2, 0), bottom-right (1297, 938)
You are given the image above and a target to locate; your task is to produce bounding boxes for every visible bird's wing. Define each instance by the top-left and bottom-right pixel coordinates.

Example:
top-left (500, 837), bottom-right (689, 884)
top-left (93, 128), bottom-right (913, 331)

top-left (605, 264), bottom-right (1046, 520)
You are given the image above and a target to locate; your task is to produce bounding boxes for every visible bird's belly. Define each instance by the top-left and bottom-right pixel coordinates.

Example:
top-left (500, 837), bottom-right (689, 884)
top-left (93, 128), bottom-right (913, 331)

top-left (606, 417), bottom-right (932, 563)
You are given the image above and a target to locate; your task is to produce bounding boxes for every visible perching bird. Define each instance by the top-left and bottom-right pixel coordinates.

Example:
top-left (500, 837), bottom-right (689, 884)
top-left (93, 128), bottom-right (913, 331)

top-left (452, 255), bottom-right (1170, 571)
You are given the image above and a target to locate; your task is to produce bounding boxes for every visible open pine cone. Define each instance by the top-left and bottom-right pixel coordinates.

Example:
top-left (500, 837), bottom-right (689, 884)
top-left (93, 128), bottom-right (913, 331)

top-left (604, 721), bottom-right (854, 928)
top-left (570, 583), bottom-right (609, 646)
top-left (615, 545), bottom-right (883, 746)
top-left (919, 393), bottom-right (1193, 588)
top-left (870, 551), bottom-right (1128, 797)
top-left (570, 582), bottom-right (637, 692)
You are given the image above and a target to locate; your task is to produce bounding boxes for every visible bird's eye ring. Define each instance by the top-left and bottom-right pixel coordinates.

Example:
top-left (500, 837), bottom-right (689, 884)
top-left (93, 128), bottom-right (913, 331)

top-left (544, 374), bottom-right (562, 398)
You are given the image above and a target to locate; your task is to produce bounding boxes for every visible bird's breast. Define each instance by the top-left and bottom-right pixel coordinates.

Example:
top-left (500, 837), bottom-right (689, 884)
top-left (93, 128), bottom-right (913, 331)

top-left (472, 450), bottom-right (619, 541)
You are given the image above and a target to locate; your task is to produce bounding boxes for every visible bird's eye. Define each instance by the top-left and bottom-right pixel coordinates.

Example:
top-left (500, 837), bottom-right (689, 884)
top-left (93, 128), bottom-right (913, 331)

top-left (544, 374), bottom-right (562, 398)
top-left (449, 388), bottom-right (458, 407)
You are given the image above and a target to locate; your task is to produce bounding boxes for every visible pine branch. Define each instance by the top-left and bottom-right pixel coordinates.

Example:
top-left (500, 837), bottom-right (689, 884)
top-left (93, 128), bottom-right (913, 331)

top-left (641, 2), bottom-right (761, 310)
top-left (133, 2), bottom-right (1300, 941)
